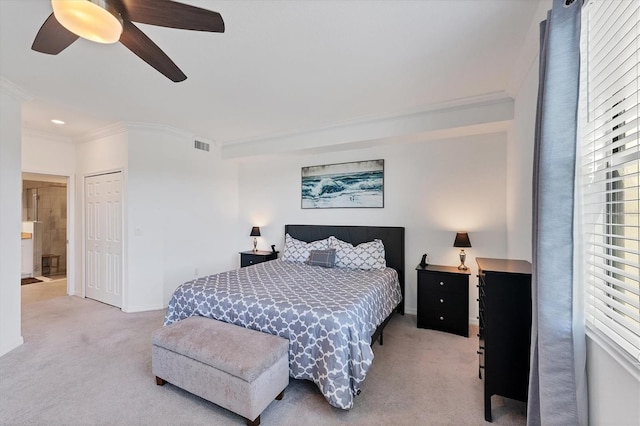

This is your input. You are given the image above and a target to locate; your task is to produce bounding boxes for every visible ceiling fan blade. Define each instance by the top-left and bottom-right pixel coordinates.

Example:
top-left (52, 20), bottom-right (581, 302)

top-left (122, 0), bottom-right (225, 32)
top-left (119, 21), bottom-right (187, 82)
top-left (31, 13), bottom-right (79, 55)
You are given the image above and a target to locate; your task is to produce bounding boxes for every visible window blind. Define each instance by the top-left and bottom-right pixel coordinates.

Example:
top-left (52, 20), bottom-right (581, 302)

top-left (578, 0), bottom-right (640, 364)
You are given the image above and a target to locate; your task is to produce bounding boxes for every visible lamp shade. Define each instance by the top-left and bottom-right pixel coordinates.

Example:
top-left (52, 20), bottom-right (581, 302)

top-left (453, 232), bottom-right (471, 248)
top-left (250, 226), bottom-right (261, 237)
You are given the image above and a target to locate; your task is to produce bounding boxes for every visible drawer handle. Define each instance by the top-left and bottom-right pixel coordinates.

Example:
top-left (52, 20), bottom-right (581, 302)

top-left (439, 281), bottom-right (444, 286)
top-left (439, 316), bottom-right (444, 321)
top-left (477, 350), bottom-right (483, 355)
top-left (439, 298), bottom-right (444, 303)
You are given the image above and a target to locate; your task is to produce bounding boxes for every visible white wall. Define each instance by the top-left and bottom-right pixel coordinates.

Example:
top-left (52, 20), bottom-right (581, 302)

top-left (75, 127), bottom-right (129, 300)
top-left (126, 126), bottom-right (240, 309)
top-left (22, 130), bottom-right (76, 176)
top-left (506, 55), bottom-right (537, 262)
top-left (0, 86), bottom-right (24, 356)
top-left (587, 339), bottom-right (640, 425)
top-left (237, 132), bottom-right (509, 317)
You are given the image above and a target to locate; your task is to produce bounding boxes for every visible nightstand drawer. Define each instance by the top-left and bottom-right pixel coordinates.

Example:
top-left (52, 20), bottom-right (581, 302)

top-left (419, 293), bottom-right (468, 334)
top-left (422, 273), bottom-right (468, 294)
top-left (239, 251), bottom-right (278, 267)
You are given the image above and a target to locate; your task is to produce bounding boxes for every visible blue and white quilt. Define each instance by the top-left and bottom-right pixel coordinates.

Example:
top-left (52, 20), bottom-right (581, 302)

top-left (164, 259), bottom-right (402, 409)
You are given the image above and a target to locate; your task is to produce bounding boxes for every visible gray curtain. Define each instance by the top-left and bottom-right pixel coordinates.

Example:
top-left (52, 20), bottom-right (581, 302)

top-left (529, 0), bottom-right (587, 425)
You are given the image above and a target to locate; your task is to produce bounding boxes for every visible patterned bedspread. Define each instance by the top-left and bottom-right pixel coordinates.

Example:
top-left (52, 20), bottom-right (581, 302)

top-left (164, 259), bottom-right (402, 409)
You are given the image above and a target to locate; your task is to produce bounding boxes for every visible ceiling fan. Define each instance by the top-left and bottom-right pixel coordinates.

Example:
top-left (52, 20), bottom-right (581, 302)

top-left (31, 0), bottom-right (225, 82)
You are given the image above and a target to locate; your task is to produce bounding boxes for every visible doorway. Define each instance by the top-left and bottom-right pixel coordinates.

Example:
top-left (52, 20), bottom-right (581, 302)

top-left (21, 173), bottom-right (68, 282)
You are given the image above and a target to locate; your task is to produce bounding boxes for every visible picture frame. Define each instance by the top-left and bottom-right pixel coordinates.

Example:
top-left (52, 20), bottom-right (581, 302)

top-left (301, 159), bottom-right (384, 209)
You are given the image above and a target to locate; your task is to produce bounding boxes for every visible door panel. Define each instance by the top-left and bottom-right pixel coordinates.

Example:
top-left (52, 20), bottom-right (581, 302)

top-left (85, 172), bottom-right (122, 308)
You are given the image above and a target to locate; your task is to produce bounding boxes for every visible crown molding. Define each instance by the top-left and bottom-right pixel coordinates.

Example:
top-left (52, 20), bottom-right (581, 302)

top-left (75, 122), bottom-right (129, 143)
top-left (74, 120), bottom-right (217, 147)
top-left (124, 121), bottom-right (193, 139)
top-left (221, 93), bottom-right (514, 159)
top-left (0, 77), bottom-right (33, 102)
top-left (22, 127), bottom-right (74, 144)
top-left (222, 91), bottom-right (511, 148)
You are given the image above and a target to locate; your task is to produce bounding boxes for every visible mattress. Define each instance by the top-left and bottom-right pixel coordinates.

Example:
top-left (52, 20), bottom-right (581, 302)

top-left (164, 259), bottom-right (402, 409)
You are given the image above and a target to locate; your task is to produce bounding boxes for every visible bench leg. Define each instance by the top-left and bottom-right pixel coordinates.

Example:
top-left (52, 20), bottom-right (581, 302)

top-left (245, 390), bottom-right (283, 426)
top-left (155, 376), bottom-right (166, 386)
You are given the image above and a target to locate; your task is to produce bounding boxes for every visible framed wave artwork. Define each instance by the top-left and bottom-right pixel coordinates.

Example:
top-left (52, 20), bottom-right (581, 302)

top-left (301, 159), bottom-right (384, 209)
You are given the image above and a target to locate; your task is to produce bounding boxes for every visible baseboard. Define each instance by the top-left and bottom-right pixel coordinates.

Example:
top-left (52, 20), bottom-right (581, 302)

top-left (0, 335), bottom-right (24, 357)
top-left (404, 307), bottom-right (417, 316)
top-left (122, 304), bottom-right (165, 313)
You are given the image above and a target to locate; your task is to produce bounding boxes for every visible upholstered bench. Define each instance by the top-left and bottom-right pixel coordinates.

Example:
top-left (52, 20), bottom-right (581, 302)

top-left (152, 316), bottom-right (289, 426)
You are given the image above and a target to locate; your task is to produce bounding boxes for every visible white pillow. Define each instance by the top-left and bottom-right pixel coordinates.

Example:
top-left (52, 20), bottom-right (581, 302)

top-left (281, 234), bottom-right (330, 263)
top-left (329, 236), bottom-right (386, 270)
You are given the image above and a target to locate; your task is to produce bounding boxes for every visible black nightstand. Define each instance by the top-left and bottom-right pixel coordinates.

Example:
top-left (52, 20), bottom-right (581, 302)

top-left (416, 264), bottom-right (470, 337)
top-left (239, 250), bottom-right (278, 267)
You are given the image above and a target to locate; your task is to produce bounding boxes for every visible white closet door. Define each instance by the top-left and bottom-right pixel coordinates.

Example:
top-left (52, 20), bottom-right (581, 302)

top-left (85, 172), bottom-right (123, 308)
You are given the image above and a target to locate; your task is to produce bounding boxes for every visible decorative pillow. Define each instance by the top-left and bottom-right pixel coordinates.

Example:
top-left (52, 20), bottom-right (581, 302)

top-left (281, 234), bottom-right (330, 263)
top-left (329, 236), bottom-right (386, 270)
top-left (307, 249), bottom-right (336, 268)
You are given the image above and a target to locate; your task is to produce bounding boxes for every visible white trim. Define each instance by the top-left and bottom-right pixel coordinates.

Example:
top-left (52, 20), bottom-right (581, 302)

top-left (404, 307), bottom-right (417, 316)
top-left (221, 96), bottom-right (514, 159)
top-left (0, 77), bottom-right (33, 102)
top-left (586, 325), bottom-right (640, 381)
top-left (22, 128), bottom-right (74, 144)
top-left (0, 336), bottom-right (24, 356)
top-left (75, 123), bottom-right (128, 144)
top-left (122, 304), bottom-right (165, 313)
top-left (223, 91), bottom-right (512, 148)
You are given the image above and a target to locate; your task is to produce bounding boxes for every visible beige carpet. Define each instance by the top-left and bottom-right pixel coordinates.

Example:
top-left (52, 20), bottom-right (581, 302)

top-left (0, 285), bottom-right (526, 425)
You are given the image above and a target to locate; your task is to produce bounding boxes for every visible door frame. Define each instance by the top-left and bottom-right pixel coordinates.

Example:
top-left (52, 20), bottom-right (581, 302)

top-left (82, 168), bottom-right (126, 308)
top-left (21, 170), bottom-right (75, 296)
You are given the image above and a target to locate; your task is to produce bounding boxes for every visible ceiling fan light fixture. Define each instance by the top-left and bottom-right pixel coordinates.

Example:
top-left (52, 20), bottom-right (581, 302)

top-left (51, 0), bottom-right (123, 44)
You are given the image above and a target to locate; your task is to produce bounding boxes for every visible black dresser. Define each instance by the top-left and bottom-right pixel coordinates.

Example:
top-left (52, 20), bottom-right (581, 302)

top-left (416, 264), bottom-right (470, 337)
top-left (476, 257), bottom-right (532, 422)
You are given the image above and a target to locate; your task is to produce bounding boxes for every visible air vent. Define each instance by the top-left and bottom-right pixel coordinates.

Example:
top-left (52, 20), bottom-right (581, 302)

top-left (194, 140), bottom-right (210, 152)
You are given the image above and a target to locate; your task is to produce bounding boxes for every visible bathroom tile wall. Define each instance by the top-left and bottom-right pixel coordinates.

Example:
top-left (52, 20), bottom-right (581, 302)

top-left (22, 181), bottom-right (67, 276)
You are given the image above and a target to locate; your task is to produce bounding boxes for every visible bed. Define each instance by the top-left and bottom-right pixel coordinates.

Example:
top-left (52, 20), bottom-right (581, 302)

top-left (164, 224), bottom-right (405, 410)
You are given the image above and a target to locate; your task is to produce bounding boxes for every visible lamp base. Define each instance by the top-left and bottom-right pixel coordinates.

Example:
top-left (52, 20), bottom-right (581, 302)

top-left (457, 249), bottom-right (468, 270)
top-left (253, 237), bottom-right (258, 252)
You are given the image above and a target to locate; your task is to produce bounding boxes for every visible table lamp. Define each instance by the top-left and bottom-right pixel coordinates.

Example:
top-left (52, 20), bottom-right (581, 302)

top-left (250, 226), bottom-right (260, 252)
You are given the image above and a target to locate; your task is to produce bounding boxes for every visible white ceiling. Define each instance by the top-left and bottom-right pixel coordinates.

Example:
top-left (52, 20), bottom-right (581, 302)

top-left (0, 0), bottom-right (543, 145)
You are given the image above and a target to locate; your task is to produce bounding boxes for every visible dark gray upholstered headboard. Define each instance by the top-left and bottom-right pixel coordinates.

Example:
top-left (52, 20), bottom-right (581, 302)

top-left (284, 224), bottom-right (405, 314)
